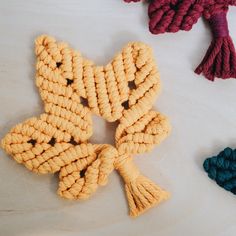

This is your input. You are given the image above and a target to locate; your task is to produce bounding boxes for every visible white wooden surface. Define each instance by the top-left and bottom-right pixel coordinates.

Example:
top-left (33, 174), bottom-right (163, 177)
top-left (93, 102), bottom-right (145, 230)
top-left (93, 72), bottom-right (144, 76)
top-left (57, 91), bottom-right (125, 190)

top-left (0, 1), bottom-right (236, 236)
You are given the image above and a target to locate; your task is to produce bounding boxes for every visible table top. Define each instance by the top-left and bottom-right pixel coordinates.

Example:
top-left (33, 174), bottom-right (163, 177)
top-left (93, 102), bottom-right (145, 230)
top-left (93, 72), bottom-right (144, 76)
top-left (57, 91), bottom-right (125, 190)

top-left (0, 1), bottom-right (236, 236)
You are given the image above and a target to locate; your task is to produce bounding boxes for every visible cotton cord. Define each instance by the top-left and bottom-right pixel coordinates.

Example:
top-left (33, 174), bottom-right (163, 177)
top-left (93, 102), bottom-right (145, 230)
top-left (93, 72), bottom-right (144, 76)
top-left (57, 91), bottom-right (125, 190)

top-left (1, 35), bottom-right (171, 217)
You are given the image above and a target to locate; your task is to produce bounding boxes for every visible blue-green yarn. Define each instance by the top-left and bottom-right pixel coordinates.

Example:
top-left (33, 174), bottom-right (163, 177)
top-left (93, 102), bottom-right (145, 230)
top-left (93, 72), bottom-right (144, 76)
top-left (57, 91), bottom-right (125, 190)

top-left (203, 147), bottom-right (236, 194)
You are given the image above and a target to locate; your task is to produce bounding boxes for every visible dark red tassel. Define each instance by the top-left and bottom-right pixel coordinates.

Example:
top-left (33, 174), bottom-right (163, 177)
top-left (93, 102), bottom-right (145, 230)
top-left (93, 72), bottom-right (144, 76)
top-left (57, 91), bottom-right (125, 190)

top-left (195, 11), bottom-right (236, 81)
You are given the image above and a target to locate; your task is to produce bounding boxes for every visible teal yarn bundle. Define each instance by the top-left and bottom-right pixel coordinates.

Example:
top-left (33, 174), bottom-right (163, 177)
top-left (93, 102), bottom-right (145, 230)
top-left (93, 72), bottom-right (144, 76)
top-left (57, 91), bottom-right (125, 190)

top-left (203, 147), bottom-right (236, 194)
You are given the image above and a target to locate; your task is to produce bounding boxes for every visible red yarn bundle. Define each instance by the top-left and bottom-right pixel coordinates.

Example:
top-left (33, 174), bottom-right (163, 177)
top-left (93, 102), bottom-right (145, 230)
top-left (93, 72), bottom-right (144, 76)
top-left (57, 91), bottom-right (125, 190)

top-left (148, 0), bottom-right (204, 34)
top-left (124, 0), bottom-right (236, 81)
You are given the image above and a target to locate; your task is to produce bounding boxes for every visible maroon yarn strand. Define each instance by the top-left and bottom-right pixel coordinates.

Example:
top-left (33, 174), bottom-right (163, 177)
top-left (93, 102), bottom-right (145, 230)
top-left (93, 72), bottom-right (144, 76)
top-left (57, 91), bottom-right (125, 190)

top-left (228, 38), bottom-right (236, 76)
top-left (181, 4), bottom-right (204, 31)
top-left (215, 44), bottom-right (223, 77)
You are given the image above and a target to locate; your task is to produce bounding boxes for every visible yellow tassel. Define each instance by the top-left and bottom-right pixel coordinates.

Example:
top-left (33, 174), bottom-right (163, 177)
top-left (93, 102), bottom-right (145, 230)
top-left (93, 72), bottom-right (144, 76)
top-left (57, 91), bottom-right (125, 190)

top-left (125, 175), bottom-right (170, 217)
top-left (115, 154), bottom-right (170, 217)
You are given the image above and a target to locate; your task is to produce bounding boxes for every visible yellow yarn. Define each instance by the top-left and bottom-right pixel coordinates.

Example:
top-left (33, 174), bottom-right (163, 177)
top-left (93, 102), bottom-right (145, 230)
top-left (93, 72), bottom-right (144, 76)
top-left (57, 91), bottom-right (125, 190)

top-left (1, 35), bottom-right (171, 217)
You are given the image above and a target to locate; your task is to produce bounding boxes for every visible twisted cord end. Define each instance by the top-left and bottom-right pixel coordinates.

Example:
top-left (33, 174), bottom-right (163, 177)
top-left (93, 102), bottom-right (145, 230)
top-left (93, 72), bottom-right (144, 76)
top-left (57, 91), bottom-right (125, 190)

top-left (195, 11), bottom-right (236, 80)
top-left (115, 155), bottom-right (169, 217)
top-left (126, 175), bottom-right (170, 217)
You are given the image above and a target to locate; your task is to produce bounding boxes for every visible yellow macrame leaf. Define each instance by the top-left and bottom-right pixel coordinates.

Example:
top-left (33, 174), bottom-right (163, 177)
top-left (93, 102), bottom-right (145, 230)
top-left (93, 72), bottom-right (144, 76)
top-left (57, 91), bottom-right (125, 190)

top-left (116, 111), bottom-right (171, 154)
top-left (1, 35), bottom-right (171, 218)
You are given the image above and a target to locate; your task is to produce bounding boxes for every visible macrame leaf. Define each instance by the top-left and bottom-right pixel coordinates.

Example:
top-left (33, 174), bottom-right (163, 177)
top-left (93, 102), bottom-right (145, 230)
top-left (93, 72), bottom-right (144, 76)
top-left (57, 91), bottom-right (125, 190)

top-left (36, 36), bottom-right (161, 125)
top-left (203, 147), bottom-right (236, 194)
top-left (81, 41), bottom-right (160, 122)
top-left (35, 35), bottom-right (99, 121)
top-left (1, 114), bottom-right (93, 173)
top-left (118, 42), bottom-right (161, 129)
top-left (35, 35), bottom-right (87, 104)
top-left (58, 144), bottom-right (117, 200)
top-left (116, 111), bottom-right (171, 154)
top-left (1, 35), bottom-right (171, 218)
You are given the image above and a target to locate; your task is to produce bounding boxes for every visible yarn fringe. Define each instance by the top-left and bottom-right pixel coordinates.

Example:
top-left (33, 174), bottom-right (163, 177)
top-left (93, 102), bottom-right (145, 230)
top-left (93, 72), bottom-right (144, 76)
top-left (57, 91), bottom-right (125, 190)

top-left (195, 36), bottom-right (236, 81)
top-left (116, 155), bottom-right (169, 217)
top-left (125, 175), bottom-right (170, 217)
